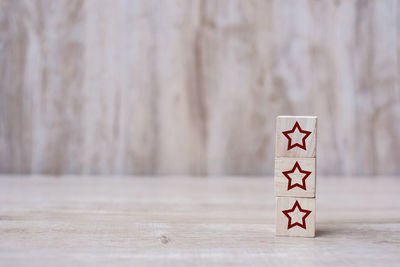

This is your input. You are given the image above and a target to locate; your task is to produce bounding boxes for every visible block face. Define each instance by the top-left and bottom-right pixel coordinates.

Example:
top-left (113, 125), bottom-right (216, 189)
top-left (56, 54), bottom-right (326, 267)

top-left (276, 197), bottom-right (316, 237)
top-left (275, 116), bottom-right (317, 158)
top-left (274, 157), bottom-right (316, 197)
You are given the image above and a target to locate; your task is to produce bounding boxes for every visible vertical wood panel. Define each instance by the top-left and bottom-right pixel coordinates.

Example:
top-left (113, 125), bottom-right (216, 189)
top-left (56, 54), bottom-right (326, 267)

top-left (0, 0), bottom-right (399, 176)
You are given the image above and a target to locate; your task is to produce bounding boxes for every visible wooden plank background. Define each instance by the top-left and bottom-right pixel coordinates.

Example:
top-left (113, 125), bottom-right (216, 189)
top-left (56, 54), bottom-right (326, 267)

top-left (0, 0), bottom-right (399, 176)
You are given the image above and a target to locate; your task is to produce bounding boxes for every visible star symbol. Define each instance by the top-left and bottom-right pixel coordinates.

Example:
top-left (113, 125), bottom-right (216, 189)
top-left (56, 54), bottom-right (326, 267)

top-left (282, 121), bottom-right (311, 151)
top-left (282, 161), bottom-right (311, 191)
top-left (282, 200), bottom-right (312, 230)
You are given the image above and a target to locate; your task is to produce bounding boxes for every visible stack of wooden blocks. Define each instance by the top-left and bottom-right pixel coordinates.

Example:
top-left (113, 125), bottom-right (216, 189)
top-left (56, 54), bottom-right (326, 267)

top-left (274, 116), bottom-right (317, 237)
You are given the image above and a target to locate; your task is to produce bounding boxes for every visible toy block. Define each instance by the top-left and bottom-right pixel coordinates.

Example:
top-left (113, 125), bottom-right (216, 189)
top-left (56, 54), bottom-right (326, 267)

top-left (276, 197), bottom-right (316, 237)
top-left (274, 157), bottom-right (316, 198)
top-left (275, 116), bottom-right (317, 158)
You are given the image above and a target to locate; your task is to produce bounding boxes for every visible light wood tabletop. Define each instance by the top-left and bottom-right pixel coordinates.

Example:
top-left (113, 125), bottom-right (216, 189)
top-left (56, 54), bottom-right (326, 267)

top-left (0, 176), bottom-right (399, 266)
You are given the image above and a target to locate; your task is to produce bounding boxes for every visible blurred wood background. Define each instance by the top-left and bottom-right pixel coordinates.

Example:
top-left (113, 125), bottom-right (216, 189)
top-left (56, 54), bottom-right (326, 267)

top-left (0, 0), bottom-right (399, 176)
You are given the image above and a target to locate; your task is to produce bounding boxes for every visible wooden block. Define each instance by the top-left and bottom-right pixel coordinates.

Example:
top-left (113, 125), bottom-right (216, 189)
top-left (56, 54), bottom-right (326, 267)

top-left (276, 197), bottom-right (316, 237)
top-left (274, 157), bottom-right (316, 198)
top-left (275, 116), bottom-right (317, 158)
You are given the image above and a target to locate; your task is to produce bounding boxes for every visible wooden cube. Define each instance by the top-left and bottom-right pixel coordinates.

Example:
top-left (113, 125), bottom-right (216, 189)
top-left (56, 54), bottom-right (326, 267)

top-left (276, 197), bottom-right (316, 237)
top-left (275, 116), bottom-right (317, 158)
top-left (274, 157), bottom-right (316, 198)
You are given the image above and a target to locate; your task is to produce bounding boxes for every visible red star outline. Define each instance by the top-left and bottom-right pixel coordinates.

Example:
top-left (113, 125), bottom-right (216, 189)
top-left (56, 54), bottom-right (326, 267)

top-left (282, 121), bottom-right (311, 151)
top-left (282, 161), bottom-right (311, 191)
top-left (282, 200), bottom-right (312, 230)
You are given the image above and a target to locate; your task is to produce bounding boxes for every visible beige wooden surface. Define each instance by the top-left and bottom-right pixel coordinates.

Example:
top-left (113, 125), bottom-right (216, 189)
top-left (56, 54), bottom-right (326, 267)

top-left (275, 116), bottom-right (317, 158)
top-left (274, 157), bottom-right (316, 197)
top-left (0, 176), bottom-right (399, 266)
top-left (275, 196), bottom-right (316, 237)
top-left (1, 0), bottom-right (400, 176)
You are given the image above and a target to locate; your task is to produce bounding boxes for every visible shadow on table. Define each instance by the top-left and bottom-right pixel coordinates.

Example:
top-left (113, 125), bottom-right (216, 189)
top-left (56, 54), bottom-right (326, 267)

top-left (315, 228), bottom-right (336, 237)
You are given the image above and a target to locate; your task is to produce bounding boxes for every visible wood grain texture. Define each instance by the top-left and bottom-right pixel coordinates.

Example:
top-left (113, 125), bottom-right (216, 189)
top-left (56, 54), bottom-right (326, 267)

top-left (0, 0), bottom-right (400, 175)
top-left (274, 157), bottom-right (316, 197)
top-left (0, 176), bottom-right (400, 266)
top-left (276, 197), bottom-right (316, 237)
top-left (275, 116), bottom-right (317, 158)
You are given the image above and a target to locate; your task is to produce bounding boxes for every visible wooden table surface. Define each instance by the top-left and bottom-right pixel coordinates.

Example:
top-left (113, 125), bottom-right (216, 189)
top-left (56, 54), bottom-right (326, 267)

top-left (1, 176), bottom-right (399, 266)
